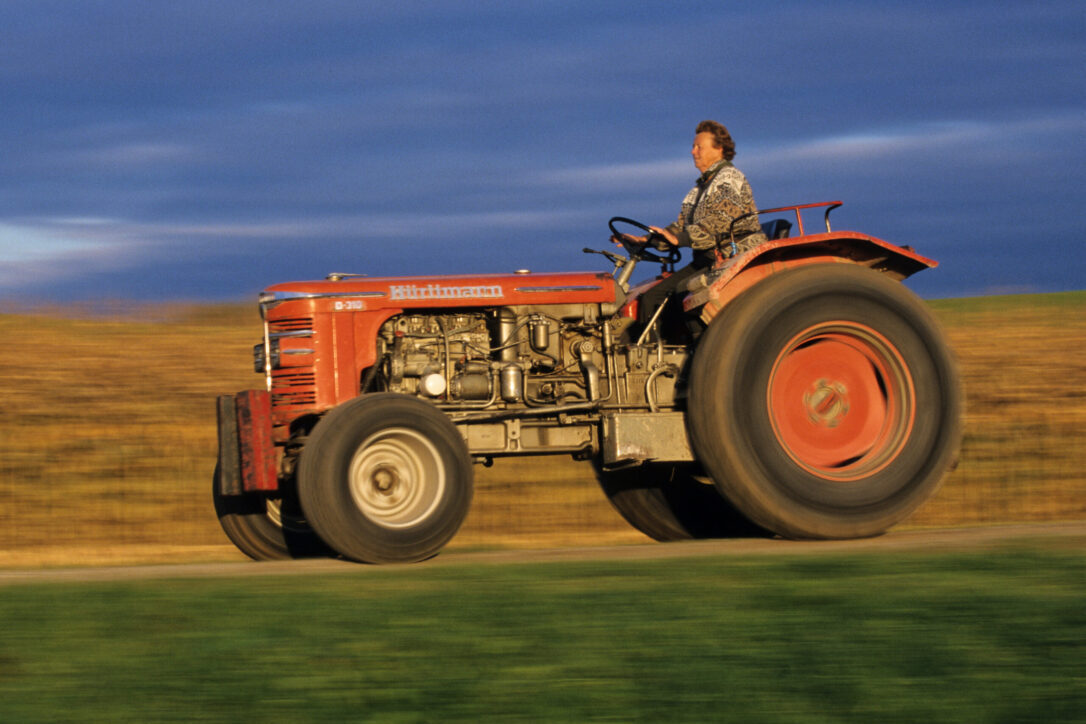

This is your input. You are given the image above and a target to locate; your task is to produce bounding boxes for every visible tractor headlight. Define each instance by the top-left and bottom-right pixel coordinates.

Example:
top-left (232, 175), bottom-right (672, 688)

top-left (253, 340), bottom-right (280, 373)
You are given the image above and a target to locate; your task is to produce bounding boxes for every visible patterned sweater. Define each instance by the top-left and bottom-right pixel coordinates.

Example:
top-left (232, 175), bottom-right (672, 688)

top-left (665, 160), bottom-right (766, 255)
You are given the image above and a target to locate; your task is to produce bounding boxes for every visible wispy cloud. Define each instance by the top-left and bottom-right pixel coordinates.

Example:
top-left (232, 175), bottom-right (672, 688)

top-left (746, 114), bottom-right (1084, 170)
top-left (0, 220), bottom-right (138, 292)
top-left (540, 159), bottom-right (690, 188)
top-left (0, 221), bottom-right (118, 264)
top-left (538, 113), bottom-right (1086, 191)
top-left (0, 206), bottom-right (601, 292)
top-left (62, 141), bottom-right (200, 169)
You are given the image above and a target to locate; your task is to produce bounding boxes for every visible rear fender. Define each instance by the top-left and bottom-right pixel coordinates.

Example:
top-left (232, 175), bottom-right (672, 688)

top-left (683, 233), bottom-right (937, 325)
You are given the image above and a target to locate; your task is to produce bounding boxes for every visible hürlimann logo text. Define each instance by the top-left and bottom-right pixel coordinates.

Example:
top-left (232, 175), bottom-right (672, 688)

top-left (389, 283), bottom-right (505, 301)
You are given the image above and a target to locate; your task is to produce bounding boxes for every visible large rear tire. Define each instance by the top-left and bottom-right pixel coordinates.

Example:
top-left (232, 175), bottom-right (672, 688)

top-left (595, 463), bottom-right (766, 541)
top-left (688, 264), bottom-right (961, 539)
top-left (297, 393), bottom-right (473, 563)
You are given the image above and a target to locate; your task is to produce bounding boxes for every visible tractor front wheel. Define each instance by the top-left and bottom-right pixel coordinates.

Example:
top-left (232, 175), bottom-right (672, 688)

top-left (297, 393), bottom-right (473, 563)
top-left (212, 466), bottom-right (332, 560)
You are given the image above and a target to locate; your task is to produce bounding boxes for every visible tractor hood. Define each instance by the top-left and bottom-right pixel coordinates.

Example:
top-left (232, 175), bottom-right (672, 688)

top-left (260, 270), bottom-right (618, 311)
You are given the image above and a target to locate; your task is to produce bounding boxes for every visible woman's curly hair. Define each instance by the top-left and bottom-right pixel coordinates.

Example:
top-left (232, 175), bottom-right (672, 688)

top-left (696, 119), bottom-right (736, 161)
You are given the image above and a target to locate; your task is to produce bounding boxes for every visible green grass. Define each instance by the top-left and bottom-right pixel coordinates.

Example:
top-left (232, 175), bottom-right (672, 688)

top-left (1, 549), bottom-right (1082, 723)
top-left (927, 289), bottom-right (1086, 316)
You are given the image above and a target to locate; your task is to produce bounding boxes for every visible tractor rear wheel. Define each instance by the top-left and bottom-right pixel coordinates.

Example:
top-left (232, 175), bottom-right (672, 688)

top-left (688, 264), bottom-right (961, 539)
top-left (596, 462), bottom-right (766, 541)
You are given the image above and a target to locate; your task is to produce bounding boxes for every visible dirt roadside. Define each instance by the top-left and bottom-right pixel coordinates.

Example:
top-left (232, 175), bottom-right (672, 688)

top-left (1, 522), bottom-right (1082, 587)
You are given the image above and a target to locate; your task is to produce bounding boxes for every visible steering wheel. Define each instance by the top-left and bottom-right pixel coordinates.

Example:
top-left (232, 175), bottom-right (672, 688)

top-left (608, 217), bottom-right (682, 265)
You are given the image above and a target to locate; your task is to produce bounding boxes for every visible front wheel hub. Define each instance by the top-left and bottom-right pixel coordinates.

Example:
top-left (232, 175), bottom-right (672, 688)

top-left (348, 428), bottom-right (446, 528)
top-left (372, 466), bottom-right (399, 493)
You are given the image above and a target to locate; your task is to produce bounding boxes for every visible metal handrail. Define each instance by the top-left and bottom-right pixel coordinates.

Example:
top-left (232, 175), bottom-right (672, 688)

top-left (758, 200), bottom-right (843, 236)
top-left (726, 200), bottom-right (844, 244)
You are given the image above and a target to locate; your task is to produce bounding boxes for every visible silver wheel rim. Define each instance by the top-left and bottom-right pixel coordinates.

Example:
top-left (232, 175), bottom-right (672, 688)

top-left (348, 427), bottom-right (446, 529)
top-left (265, 499), bottom-right (311, 534)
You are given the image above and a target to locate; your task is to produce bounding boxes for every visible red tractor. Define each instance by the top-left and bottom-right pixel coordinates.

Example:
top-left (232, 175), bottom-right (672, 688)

top-left (214, 202), bottom-right (961, 563)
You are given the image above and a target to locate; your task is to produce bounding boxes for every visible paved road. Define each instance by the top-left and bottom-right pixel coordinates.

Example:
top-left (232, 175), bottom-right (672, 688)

top-left (2, 522), bottom-right (1083, 587)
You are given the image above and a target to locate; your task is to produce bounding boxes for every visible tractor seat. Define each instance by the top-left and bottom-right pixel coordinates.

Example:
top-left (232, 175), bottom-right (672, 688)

top-left (760, 218), bottom-right (792, 240)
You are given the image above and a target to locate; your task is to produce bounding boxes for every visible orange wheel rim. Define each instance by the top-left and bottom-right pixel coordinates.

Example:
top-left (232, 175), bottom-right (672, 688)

top-left (767, 322), bottom-right (915, 481)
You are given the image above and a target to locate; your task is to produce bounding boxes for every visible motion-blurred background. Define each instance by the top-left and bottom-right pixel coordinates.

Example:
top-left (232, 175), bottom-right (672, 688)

top-left (2, 293), bottom-right (1082, 565)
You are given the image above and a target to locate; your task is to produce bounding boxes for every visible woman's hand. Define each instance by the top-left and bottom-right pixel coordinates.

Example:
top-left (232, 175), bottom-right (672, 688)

top-left (648, 226), bottom-right (679, 246)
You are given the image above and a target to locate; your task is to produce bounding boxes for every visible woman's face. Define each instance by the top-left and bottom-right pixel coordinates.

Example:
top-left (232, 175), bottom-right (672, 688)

top-left (691, 132), bottom-right (724, 173)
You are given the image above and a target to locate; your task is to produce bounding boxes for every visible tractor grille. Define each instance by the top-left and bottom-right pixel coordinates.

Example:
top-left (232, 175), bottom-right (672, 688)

top-left (272, 370), bottom-right (317, 406)
top-left (270, 316), bottom-right (314, 333)
top-left (269, 315), bottom-right (317, 408)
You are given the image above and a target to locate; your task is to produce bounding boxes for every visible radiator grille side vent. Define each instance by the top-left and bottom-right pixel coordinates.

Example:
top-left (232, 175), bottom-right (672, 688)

top-left (272, 371), bottom-right (317, 406)
top-left (270, 316), bottom-right (314, 333)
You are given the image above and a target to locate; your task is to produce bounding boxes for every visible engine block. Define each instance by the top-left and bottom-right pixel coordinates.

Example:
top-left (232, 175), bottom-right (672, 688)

top-left (376, 306), bottom-right (688, 418)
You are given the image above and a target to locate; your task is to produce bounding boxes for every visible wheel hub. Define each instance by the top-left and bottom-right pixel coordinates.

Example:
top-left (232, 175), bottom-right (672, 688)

top-left (804, 379), bottom-right (850, 428)
top-left (372, 466), bottom-right (399, 493)
top-left (768, 323), bottom-right (914, 480)
top-left (348, 428), bottom-right (446, 529)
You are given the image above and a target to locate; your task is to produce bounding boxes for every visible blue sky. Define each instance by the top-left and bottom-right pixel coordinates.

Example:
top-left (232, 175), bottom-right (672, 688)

top-left (0, 0), bottom-right (1083, 304)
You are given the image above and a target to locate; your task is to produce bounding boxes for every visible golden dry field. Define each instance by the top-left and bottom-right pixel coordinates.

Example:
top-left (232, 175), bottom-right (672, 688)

top-left (1, 292), bottom-right (1084, 567)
